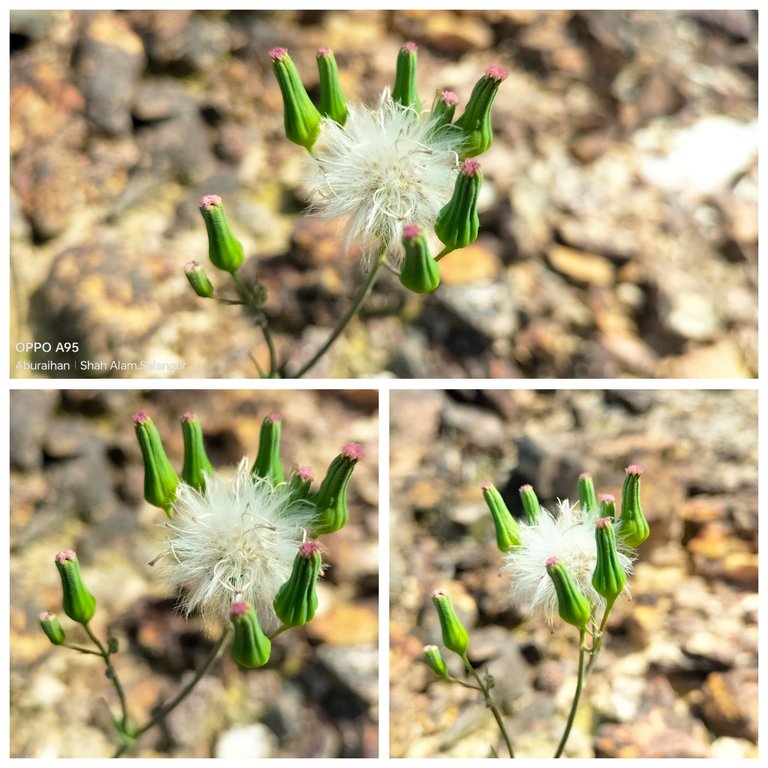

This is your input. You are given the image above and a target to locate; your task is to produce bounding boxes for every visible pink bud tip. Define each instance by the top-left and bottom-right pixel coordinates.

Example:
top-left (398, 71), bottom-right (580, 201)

top-left (132, 411), bottom-right (149, 425)
top-left (55, 550), bottom-right (76, 564)
top-left (267, 412), bottom-right (281, 423)
top-left (481, 482), bottom-right (494, 491)
top-left (230, 600), bottom-right (248, 616)
top-left (200, 194), bottom-right (222, 209)
top-left (180, 412), bottom-right (196, 422)
top-left (40, 611), bottom-right (55, 620)
top-left (599, 493), bottom-right (615, 503)
top-left (316, 47), bottom-right (331, 57)
top-left (441, 89), bottom-right (459, 106)
top-left (299, 539), bottom-right (321, 558)
top-left (625, 464), bottom-right (644, 475)
top-left (297, 465), bottom-right (314, 481)
top-left (460, 159), bottom-right (481, 176)
top-left (545, 555), bottom-right (559, 567)
top-left (519, 484), bottom-right (533, 493)
top-left (402, 223), bottom-right (421, 239)
top-left (402, 41), bottom-right (418, 53)
top-left (485, 64), bottom-right (508, 81)
top-left (579, 472), bottom-right (592, 479)
top-left (596, 517), bottom-right (611, 528)
top-left (269, 47), bottom-right (288, 61)
top-left (342, 442), bottom-right (365, 461)
top-left (184, 261), bottom-right (200, 272)
top-left (432, 589), bottom-right (447, 598)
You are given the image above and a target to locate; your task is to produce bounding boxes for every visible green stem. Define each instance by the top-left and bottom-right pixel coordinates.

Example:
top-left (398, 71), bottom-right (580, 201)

top-left (111, 628), bottom-right (231, 758)
top-left (231, 271), bottom-right (278, 376)
top-left (586, 597), bottom-right (615, 676)
top-left (289, 252), bottom-right (386, 379)
top-left (83, 623), bottom-right (130, 730)
top-left (64, 643), bottom-right (102, 656)
top-left (553, 629), bottom-right (587, 758)
top-left (461, 653), bottom-right (515, 758)
top-left (268, 624), bottom-right (289, 641)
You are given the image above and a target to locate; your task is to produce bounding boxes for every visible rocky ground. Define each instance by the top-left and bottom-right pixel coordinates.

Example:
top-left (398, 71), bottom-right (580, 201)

top-left (390, 389), bottom-right (758, 757)
top-left (10, 10), bottom-right (758, 379)
top-left (10, 389), bottom-right (379, 758)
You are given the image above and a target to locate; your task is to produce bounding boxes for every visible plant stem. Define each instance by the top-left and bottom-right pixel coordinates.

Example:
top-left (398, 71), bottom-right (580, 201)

top-left (230, 272), bottom-right (278, 376)
top-left (289, 252), bottom-right (386, 378)
top-left (586, 597), bottom-right (615, 676)
top-left (83, 623), bottom-right (130, 729)
top-left (461, 653), bottom-right (515, 758)
top-left (65, 643), bottom-right (102, 656)
top-left (553, 629), bottom-right (587, 758)
top-left (111, 628), bottom-right (231, 758)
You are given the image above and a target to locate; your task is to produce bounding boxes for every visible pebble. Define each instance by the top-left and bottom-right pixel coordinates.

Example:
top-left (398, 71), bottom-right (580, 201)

top-left (215, 724), bottom-right (276, 758)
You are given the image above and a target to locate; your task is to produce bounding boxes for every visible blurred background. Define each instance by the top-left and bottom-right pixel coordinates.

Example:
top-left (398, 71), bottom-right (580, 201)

top-left (390, 389), bottom-right (757, 757)
top-left (10, 389), bottom-right (378, 757)
top-left (10, 9), bottom-right (758, 378)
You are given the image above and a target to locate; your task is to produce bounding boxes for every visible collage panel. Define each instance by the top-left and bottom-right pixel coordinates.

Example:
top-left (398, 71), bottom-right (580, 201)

top-left (9, 9), bottom-right (757, 380)
top-left (390, 389), bottom-right (757, 758)
top-left (10, 389), bottom-right (379, 758)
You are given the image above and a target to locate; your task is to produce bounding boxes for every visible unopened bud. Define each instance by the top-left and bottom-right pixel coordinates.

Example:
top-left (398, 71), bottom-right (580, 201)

top-left (133, 411), bottom-right (179, 517)
top-left (310, 442), bottom-right (364, 535)
top-left (399, 224), bottom-right (440, 294)
top-left (288, 465), bottom-right (314, 500)
top-left (251, 412), bottom-right (285, 485)
top-left (617, 465), bottom-right (649, 548)
top-left (184, 261), bottom-right (215, 298)
top-left (39, 611), bottom-right (66, 646)
top-left (273, 539), bottom-right (323, 627)
top-left (431, 590), bottom-right (469, 656)
top-left (270, 47), bottom-right (322, 151)
top-left (430, 89), bottom-right (459, 129)
top-left (316, 47), bottom-right (348, 125)
top-left (392, 41), bottom-right (421, 111)
top-left (55, 551), bottom-right (96, 625)
top-left (592, 517), bottom-right (627, 603)
top-left (519, 484), bottom-right (541, 525)
top-left (435, 159), bottom-right (482, 256)
top-left (454, 64), bottom-right (507, 157)
top-left (545, 556), bottom-right (591, 631)
top-left (199, 195), bottom-right (245, 274)
top-left (599, 493), bottom-right (616, 520)
top-left (180, 412), bottom-right (214, 491)
top-left (423, 644), bottom-right (448, 677)
top-left (578, 472), bottom-right (598, 513)
top-left (482, 483), bottom-right (521, 552)
top-left (230, 600), bottom-right (271, 668)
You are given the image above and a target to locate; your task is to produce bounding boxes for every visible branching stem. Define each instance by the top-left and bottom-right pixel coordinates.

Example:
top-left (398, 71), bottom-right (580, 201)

top-left (553, 629), bottom-right (587, 758)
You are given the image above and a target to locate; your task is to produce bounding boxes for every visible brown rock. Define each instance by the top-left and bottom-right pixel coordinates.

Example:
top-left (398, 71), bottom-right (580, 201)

top-left (700, 669), bottom-right (758, 742)
top-left (546, 244), bottom-right (615, 287)
top-left (439, 242), bottom-right (501, 285)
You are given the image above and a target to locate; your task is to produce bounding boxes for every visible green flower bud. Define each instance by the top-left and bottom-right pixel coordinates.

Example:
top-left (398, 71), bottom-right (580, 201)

top-left (39, 611), bottom-right (66, 646)
top-left (251, 412), bottom-right (285, 485)
top-left (454, 64), bottom-right (507, 158)
top-left (399, 224), bottom-right (440, 294)
top-left (423, 644), bottom-right (448, 678)
top-left (310, 442), bottom-right (364, 536)
top-left (392, 41), bottom-right (421, 112)
top-left (55, 551), bottom-right (96, 625)
top-left (599, 493), bottom-right (616, 520)
top-left (518, 484), bottom-right (541, 525)
top-left (430, 89), bottom-right (458, 129)
top-left (592, 517), bottom-right (627, 603)
top-left (184, 261), bottom-right (215, 298)
top-left (133, 411), bottom-right (179, 517)
top-left (431, 590), bottom-right (469, 656)
top-left (199, 195), bottom-right (245, 274)
top-left (578, 472), bottom-right (598, 512)
top-left (617, 464), bottom-right (649, 548)
top-left (180, 412), bottom-right (214, 491)
top-left (545, 556), bottom-right (591, 631)
top-left (273, 540), bottom-right (323, 627)
top-left (269, 47), bottom-right (322, 151)
top-left (288, 465), bottom-right (314, 500)
top-left (230, 600), bottom-right (271, 669)
top-left (482, 483), bottom-right (521, 552)
top-left (434, 159), bottom-right (482, 256)
top-left (316, 47), bottom-right (348, 125)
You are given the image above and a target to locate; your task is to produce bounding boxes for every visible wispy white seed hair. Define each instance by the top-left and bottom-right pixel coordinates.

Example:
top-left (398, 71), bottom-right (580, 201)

top-left (155, 459), bottom-right (317, 630)
top-left (303, 90), bottom-right (462, 268)
top-left (502, 499), bottom-right (633, 627)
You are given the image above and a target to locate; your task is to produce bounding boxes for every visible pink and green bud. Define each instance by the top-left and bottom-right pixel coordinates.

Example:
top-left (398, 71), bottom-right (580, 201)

top-left (545, 556), bottom-right (591, 631)
top-left (430, 89), bottom-right (459, 129)
top-left (199, 195), bottom-right (245, 274)
top-left (592, 517), bottom-right (627, 603)
top-left (230, 600), bottom-right (271, 669)
top-left (399, 224), bottom-right (440, 294)
top-left (316, 47), bottom-right (348, 125)
top-left (288, 465), bottom-right (314, 500)
top-left (184, 261), bottom-right (215, 298)
top-left (423, 644), bottom-right (449, 678)
top-left (454, 64), bottom-right (507, 157)
top-left (482, 483), bottom-right (521, 552)
top-left (133, 411), bottom-right (179, 517)
top-left (432, 590), bottom-right (470, 656)
top-left (273, 539), bottom-right (322, 627)
top-left (55, 551), bottom-right (96, 625)
top-left (599, 493), bottom-right (616, 520)
top-left (519, 484), bottom-right (541, 525)
top-left (251, 412), bottom-right (285, 485)
top-left (617, 465), bottom-right (649, 548)
top-left (434, 159), bottom-right (482, 256)
top-left (310, 442), bottom-right (364, 535)
top-left (39, 611), bottom-right (66, 646)
top-left (392, 41), bottom-right (421, 111)
top-left (578, 472), bottom-right (598, 513)
top-left (180, 412), bottom-right (214, 492)
top-left (269, 47), bottom-right (322, 151)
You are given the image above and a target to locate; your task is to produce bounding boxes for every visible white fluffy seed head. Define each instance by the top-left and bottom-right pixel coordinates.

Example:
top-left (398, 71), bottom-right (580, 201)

top-left (502, 499), bottom-right (633, 627)
top-left (302, 90), bottom-right (462, 268)
top-left (155, 459), bottom-right (317, 630)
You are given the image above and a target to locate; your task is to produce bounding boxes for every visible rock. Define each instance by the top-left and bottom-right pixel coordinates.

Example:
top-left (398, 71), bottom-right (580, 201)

top-left (216, 724), bottom-right (276, 758)
top-left (394, 12), bottom-right (494, 55)
top-left (546, 244), bottom-right (614, 286)
top-left (9, 390), bottom-right (58, 470)
top-left (657, 340), bottom-right (753, 378)
top-left (699, 669), bottom-right (757, 742)
top-left (663, 291), bottom-right (721, 342)
top-left (439, 242), bottom-right (502, 284)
